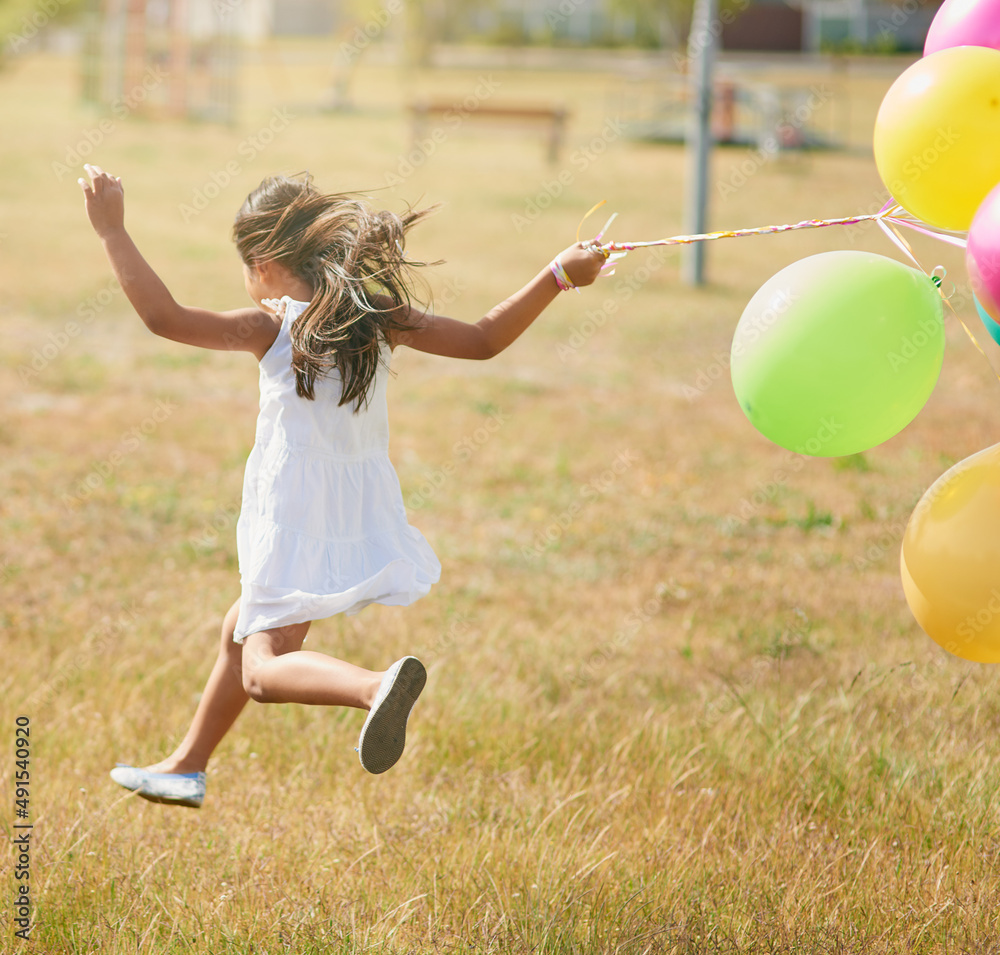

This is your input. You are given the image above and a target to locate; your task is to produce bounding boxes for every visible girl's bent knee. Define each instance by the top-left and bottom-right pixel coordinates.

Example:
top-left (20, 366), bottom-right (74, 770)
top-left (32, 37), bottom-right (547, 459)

top-left (242, 670), bottom-right (270, 703)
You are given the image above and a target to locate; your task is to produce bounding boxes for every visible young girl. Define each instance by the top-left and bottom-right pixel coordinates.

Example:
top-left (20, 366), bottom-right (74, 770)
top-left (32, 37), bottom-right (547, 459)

top-left (79, 163), bottom-right (608, 808)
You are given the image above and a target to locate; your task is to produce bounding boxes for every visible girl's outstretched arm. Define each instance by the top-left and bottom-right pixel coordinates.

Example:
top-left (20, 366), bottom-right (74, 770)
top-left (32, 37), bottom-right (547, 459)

top-left (392, 243), bottom-right (607, 359)
top-left (79, 164), bottom-right (281, 359)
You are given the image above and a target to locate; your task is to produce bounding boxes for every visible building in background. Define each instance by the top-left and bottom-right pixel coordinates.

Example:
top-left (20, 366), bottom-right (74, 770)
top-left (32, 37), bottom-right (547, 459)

top-left (406, 0), bottom-right (942, 53)
top-left (70, 0), bottom-right (946, 64)
top-left (796, 0), bottom-right (940, 52)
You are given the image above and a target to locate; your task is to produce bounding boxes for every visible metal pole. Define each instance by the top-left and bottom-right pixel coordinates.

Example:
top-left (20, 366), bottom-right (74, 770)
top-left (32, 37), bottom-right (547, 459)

top-left (682, 0), bottom-right (718, 286)
top-left (169, 0), bottom-right (189, 119)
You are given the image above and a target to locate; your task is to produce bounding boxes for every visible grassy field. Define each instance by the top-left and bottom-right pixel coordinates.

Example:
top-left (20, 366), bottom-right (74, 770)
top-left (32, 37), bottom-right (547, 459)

top-left (4, 43), bottom-right (1000, 954)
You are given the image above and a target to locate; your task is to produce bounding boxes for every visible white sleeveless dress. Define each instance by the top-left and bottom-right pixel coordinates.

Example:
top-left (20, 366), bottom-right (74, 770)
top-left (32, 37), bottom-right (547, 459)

top-left (233, 297), bottom-right (441, 642)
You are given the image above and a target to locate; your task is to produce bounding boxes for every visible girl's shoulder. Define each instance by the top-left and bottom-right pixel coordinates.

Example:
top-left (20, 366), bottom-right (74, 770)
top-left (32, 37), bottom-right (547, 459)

top-left (263, 296), bottom-right (310, 323)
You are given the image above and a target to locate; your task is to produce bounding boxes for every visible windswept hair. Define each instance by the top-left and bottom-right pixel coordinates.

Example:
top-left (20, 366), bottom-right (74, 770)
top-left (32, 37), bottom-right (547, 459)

top-left (233, 173), bottom-right (435, 407)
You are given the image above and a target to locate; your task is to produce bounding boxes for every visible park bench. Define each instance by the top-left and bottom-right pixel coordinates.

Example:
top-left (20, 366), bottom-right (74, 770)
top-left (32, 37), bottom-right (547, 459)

top-left (409, 100), bottom-right (570, 163)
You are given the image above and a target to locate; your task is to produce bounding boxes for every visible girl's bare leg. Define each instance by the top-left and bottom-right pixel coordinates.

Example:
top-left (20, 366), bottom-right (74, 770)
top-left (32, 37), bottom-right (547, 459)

top-left (143, 599), bottom-right (250, 774)
top-left (138, 608), bottom-right (387, 776)
top-left (241, 623), bottom-right (383, 708)
top-left (240, 629), bottom-right (424, 775)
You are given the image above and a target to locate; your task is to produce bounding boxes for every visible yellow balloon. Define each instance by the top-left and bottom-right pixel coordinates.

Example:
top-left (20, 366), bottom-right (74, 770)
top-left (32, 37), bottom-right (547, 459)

top-left (901, 443), bottom-right (1000, 662)
top-left (874, 46), bottom-right (1000, 231)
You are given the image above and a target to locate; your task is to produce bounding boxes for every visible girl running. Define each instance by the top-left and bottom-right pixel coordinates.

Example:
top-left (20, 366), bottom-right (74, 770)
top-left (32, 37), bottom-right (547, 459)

top-left (79, 164), bottom-right (608, 807)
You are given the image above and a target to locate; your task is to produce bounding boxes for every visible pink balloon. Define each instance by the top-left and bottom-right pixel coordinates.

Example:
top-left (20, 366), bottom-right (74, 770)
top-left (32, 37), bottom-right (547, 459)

top-left (925, 0), bottom-right (1000, 55)
top-left (968, 183), bottom-right (1000, 322)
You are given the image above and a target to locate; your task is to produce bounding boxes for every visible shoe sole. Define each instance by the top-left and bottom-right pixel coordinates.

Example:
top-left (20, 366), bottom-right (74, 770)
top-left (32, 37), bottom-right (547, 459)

top-left (358, 657), bottom-right (426, 774)
top-left (133, 790), bottom-right (203, 809)
top-left (110, 766), bottom-right (205, 809)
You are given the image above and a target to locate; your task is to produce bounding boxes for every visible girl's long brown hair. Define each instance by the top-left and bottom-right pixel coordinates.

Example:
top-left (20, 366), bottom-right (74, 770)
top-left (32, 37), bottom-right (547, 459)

top-left (233, 173), bottom-right (434, 407)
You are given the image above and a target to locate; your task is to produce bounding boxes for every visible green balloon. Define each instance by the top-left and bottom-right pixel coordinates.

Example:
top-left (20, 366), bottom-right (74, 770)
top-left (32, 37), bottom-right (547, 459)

top-left (730, 251), bottom-right (944, 457)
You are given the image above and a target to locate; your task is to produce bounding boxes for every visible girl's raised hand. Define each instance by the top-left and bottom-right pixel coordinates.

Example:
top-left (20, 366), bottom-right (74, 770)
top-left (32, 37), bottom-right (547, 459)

top-left (79, 164), bottom-right (125, 238)
top-left (556, 241), bottom-right (611, 289)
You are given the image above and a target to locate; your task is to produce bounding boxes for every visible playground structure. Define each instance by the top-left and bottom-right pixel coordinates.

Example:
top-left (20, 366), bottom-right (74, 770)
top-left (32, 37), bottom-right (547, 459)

top-left (620, 70), bottom-right (845, 151)
top-left (80, 0), bottom-right (242, 123)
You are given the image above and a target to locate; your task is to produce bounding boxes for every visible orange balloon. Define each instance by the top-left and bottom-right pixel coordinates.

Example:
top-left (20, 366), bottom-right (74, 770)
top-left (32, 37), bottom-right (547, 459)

top-left (901, 443), bottom-right (1000, 662)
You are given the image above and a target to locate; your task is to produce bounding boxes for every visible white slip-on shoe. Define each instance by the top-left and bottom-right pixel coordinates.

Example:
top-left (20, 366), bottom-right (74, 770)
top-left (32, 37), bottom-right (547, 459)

top-left (357, 656), bottom-right (426, 775)
top-left (110, 764), bottom-right (206, 808)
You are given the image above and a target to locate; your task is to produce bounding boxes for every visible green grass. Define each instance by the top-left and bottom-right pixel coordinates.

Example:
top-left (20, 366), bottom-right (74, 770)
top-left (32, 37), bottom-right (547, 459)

top-left (3, 43), bottom-right (1000, 954)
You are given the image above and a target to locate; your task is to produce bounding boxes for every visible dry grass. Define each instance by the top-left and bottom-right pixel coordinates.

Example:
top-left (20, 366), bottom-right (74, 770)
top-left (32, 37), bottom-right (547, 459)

top-left (3, 45), bottom-right (1000, 954)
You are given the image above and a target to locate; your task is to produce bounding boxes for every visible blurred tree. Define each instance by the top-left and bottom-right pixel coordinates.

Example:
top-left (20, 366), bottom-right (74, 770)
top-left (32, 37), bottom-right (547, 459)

top-left (609, 0), bottom-right (690, 48)
top-left (328, 0), bottom-right (406, 107)
top-left (2, 0), bottom-right (86, 66)
top-left (402, 0), bottom-right (497, 65)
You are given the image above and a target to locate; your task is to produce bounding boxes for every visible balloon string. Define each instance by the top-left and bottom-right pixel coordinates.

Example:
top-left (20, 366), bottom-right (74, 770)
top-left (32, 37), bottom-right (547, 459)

top-left (575, 200), bottom-right (608, 243)
top-left (875, 212), bottom-right (928, 272)
top-left (600, 213), bottom-right (883, 250)
top-left (857, 213), bottom-right (1000, 387)
top-left (876, 211), bottom-right (975, 364)
top-left (937, 289), bottom-right (1000, 386)
top-left (595, 205), bottom-right (968, 253)
top-left (588, 201), bottom-right (1000, 386)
